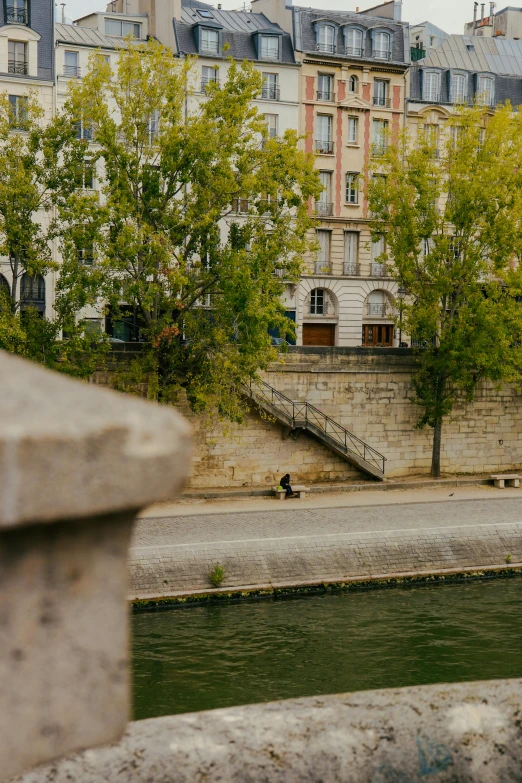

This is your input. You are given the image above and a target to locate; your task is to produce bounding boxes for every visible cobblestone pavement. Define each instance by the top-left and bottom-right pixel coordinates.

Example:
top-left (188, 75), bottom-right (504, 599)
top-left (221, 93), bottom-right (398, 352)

top-left (132, 496), bottom-right (522, 548)
top-left (129, 497), bottom-right (522, 598)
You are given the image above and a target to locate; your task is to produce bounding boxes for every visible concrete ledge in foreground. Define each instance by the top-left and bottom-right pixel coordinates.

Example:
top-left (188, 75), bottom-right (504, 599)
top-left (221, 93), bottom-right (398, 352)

top-left (14, 678), bottom-right (522, 782)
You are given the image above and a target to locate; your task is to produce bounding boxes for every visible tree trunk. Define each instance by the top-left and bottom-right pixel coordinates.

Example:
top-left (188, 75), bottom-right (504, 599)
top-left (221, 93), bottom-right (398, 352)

top-left (431, 417), bottom-right (443, 478)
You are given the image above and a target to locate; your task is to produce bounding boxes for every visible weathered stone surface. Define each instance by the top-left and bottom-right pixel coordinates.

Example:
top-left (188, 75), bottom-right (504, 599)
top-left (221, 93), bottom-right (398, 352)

top-left (14, 679), bottom-right (522, 782)
top-left (0, 352), bottom-right (192, 529)
top-left (0, 351), bottom-right (192, 780)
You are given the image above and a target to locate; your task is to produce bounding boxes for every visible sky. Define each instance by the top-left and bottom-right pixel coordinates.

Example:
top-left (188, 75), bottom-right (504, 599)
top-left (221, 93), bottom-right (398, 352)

top-left (61, 0), bottom-right (473, 35)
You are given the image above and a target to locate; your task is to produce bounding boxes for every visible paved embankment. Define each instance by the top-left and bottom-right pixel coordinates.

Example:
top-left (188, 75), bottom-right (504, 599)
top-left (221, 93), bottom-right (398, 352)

top-left (129, 494), bottom-right (522, 600)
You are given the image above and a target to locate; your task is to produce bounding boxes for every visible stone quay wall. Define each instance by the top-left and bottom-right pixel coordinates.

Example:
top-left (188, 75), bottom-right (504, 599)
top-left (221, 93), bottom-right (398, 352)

top-left (128, 521), bottom-right (522, 600)
top-left (186, 347), bottom-right (522, 488)
top-left (92, 347), bottom-right (522, 489)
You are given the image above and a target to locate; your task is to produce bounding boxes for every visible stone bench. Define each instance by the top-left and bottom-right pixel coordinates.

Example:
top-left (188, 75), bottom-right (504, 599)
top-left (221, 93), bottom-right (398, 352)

top-left (490, 473), bottom-right (521, 488)
top-left (273, 484), bottom-right (308, 500)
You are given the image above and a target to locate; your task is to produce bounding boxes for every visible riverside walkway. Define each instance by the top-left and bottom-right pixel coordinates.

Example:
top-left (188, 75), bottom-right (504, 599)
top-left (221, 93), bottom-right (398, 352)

top-left (130, 487), bottom-right (522, 600)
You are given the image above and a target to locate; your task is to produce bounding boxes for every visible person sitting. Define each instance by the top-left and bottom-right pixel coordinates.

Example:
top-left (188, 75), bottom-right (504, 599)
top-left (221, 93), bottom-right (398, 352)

top-left (280, 474), bottom-right (297, 498)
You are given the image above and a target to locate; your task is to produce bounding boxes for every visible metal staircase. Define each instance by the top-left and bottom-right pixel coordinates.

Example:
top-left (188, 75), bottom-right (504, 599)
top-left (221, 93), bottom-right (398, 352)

top-left (245, 379), bottom-right (386, 481)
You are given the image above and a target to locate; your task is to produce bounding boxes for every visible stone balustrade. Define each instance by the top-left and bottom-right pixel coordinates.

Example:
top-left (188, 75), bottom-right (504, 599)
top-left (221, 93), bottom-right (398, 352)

top-left (0, 351), bottom-right (191, 781)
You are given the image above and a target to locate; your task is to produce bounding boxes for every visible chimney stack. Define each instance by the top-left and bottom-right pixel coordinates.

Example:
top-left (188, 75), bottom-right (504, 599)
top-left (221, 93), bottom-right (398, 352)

top-left (480, 2), bottom-right (485, 20)
top-left (473, 2), bottom-right (478, 34)
top-left (60, 2), bottom-right (65, 22)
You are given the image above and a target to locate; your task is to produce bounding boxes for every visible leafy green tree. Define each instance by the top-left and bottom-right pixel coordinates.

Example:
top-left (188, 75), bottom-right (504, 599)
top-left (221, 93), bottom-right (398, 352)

top-left (368, 102), bottom-right (522, 477)
top-left (59, 39), bottom-right (319, 417)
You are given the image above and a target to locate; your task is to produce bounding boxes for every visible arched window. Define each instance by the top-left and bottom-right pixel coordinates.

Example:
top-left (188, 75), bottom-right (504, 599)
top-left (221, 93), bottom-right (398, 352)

top-left (367, 290), bottom-right (389, 317)
top-left (372, 30), bottom-right (391, 60)
top-left (20, 273), bottom-right (45, 313)
top-left (0, 274), bottom-right (10, 296)
top-left (348, 74), bottom-right (358, 93)
top-left (317, 24), bottom-right (336, 53)
top-left (344, 27), bottom-right (363, 56)
top-left (309, 288), bottom-right (335, 315)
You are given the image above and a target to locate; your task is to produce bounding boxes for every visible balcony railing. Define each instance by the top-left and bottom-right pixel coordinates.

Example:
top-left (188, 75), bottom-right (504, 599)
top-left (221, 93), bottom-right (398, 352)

top-left (274, 268), bottom-right (285, 277)
top-left (200, 41), bottom-right (219, 54)
top-left (373, 96), bottom-right (391, 107)
top-left (316, 90), bottom-right (334, 101)
top-left (314, 261), bottom-right (331, 274)
top-left (8, 60), bottom-right (27, 75)
top-left (6, 6), bottom-right (27, 23)
top-left (63, 64), bottom-right (81, 78)
top-left (370, 262), bottom-right (387, 277)
top-left (345, 45), bottom-right (363, 56)
top-left (368, 303), bottom-right (388, 316)
top-left (261, 85), bottom-right (280, 100)
top-left (201, 77), bottom-right (219, 92)
top-left (373, 49), bottom-right (391, 60)
top-left (315, 139), bottom-right (334, 154)
top-left (316, 43), bottom-right (336, 53)
top-left (314, 201), bottom-right (333, 216)
top-left (372, 144), bottom-right (387, 157)
top-left (343, 261), bottom-right (359, 276)
top-left (410, 46), bottom-right (426, 61)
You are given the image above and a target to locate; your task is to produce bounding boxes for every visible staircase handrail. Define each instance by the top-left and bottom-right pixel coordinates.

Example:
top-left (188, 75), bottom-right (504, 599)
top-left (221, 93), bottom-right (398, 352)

top-left (247, 378), bottom-right (386, 475)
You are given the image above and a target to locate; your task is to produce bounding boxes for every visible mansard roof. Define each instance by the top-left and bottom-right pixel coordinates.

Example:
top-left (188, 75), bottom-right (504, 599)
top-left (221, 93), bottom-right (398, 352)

top-left (417, 34), bottom-right (522, 77)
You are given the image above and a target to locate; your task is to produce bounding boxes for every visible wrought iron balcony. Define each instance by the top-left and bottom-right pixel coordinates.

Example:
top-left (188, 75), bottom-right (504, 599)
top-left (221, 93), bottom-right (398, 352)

top-left (345, 45), bottom-right (363, 57)
top-left (261, 85), bottom-right (280, 100)
top-left (201, 77), bottom-right (219, 92)
top-left (8, 60), bottom-right (27, 75)
top-left (316, 43), bottom-right (336, 53)
top-left (343, 261), bottom-right (359, 276)
top-left (316, 90), bottom-right (334, 101)
top-left (314, 261), bottom-right (331, 275)
top-left (63, 64), bottom-right (81, 78)
top-left (315, 139), bottom-right (334, 154)
top-left (370, 262), bottom-right (387, 277)
top-left (368, 303), bottom-right (388, 316)
top-left (373, 96), bottom-right (391, 107)
top-left (314, 201), bottom-right (333, 216)
top-left (6, 6), bottom-right (27, 23)
top-left (411, 46), bottom-right (426, 61)
top-left (373, 49), bottom-right (391, 60)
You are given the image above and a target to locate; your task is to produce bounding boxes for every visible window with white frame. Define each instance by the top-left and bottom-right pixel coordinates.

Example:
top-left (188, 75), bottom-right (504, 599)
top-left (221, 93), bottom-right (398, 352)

top-left (316, 114), bottom-right (333, 154)
top-left (374, 79), bottom-right (388, 106)
top-left (309, 287), bottom-right (334, 314)
top-left (200, 27), bottom-right (219, 54)
top-left (316, 171), bottom-right (332, 215)
top-left (373, 30), bottom-right (391, 59)
top-left (202, 65), bottom-right (219, 90)
top-left (316, 230), bottom-right (331, 273)
top-left (344, 27), bottom-right (363, 56)
top-left (317, 73), bottom-right (334, 101)
top-left (8, 94), bottom-right (28, 129)
top-left (450, 72), bottom-right (467, 103)
top-left (8, 40), bottom-right (27, 75)
top-left (372, 119), bottom-right (388, 154)
top-left (262, 72), bottom-right (279, 100)
top-left (264, 113), bottom-right (278, 138)
top-left (477, 75), bottom-right (494, 106)
top-left (347, 116), bottom-right (358, 143)
top-left (64, 50), bottom-right (80, 77)
top-left (348, 74), bottom-right (358, 93)
top-left (317, 24), bottom-right (336, 53)
top-left (424, 123), bottom-right (439, 155)
top-left (105, 18), bottom-right (141, 37)
top-left (423, 70), bottom-right (441, 102)
top-left (260, 35), bottom-right (279, 59)
top-left (345, 172), bottom-right (358, 204)
top-left (344, 231), bottom-right (359, 275)
top-left (371, 235), bottom-right (385, 267)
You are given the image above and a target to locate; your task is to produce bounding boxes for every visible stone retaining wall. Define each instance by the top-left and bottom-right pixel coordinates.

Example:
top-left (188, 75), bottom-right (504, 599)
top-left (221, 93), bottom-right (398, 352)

top-left (128, 521), bottom-right (522, 599)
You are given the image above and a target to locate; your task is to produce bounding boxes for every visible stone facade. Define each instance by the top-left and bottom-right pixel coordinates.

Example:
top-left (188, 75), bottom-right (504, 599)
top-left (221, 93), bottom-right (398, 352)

top-left (184, 349), bottom-right (522, 488)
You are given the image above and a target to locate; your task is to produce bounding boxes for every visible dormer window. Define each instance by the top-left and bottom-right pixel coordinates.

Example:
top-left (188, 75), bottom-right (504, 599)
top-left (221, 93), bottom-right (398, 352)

top-left (201, 27), bottom-right (219, 54)
top-left (422, 70), bottom-right (441, 102)
top-left (477, 74), bottom-right (494, 106)
top-left (450, 71), bottom-right (468, 103)
top-left (344, 27), bottom-right (363, 57)
top-left (197, 9), bottom-right (213, 18)
top-left (6, 0), bottom-right (28, 25)
top-left (260, 35), bottom-right (279, 59)
top-left (372, 30), bottom-right (391, 60)
top-left (317, 24), bottom-right (336, 54)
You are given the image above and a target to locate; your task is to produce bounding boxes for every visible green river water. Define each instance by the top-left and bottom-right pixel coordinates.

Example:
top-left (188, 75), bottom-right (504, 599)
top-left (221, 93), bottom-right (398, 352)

top-left (132, 578), bottom-right (522, 720)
